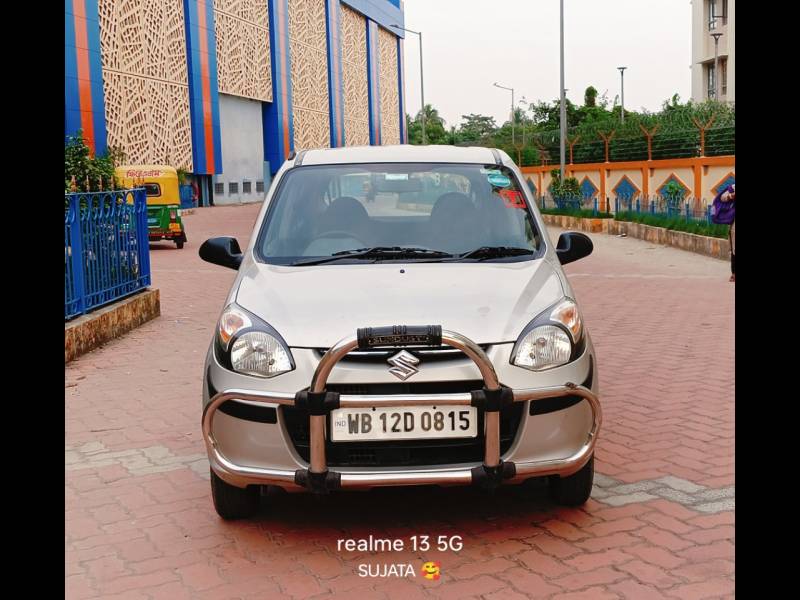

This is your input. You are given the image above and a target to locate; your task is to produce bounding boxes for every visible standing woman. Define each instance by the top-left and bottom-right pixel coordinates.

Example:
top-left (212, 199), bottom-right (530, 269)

top-left (721, 184), bottom-right (735, 282)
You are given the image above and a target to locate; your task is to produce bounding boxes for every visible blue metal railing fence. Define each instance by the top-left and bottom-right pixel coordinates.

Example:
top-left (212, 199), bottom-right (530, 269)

top-left (535, 193), bottom-right (713, 223)
top-left (65, 188), bottom-right (152, 320)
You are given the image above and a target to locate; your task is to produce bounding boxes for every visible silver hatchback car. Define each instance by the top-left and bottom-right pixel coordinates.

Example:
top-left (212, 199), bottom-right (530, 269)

top-left (199, 145), bottom-right (600, 519)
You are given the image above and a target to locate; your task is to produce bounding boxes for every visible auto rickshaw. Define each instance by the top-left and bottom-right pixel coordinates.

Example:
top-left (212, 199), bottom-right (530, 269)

top-left (115, 165), bottom-right (187, 249)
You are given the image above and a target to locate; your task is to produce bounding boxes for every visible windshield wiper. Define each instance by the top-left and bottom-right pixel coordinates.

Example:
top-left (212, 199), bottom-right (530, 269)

top-left (452, 246), bottom-right (535, 261)
top-left (292, 246), bottom-right (453, 266)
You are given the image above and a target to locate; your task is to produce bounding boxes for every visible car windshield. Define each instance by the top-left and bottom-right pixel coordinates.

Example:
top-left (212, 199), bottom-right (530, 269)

top-left (257, 162), bottom-right (541, 265)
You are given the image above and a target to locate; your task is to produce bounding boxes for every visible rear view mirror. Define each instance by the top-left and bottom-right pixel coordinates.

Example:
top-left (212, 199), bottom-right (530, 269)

top-left (556, 232), bottom-right (593, 265)
top-left (199, 237), bottom-right (243, 270)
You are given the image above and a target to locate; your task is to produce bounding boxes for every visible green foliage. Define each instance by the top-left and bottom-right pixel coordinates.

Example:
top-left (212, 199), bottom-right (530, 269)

top-left (407, 104), bottom-right (448, 144)
top-left (541, 207), bottom-right (612, 218)
top-left (406, 92), bottom-right (734, 168)
top-left (458, 113), bottom-right (497, 143)
top-left (65, 131), bottom-right (126, 192)
top-left (176, 166), bottom-right (191, 184)
top-left (549, 169), bottom-right (581, 198)
top-left (662, 180), bottom-right (685, 200)
top-left (614, 211), bottom-right (729, 238)
top-left (584, 86), bottom-right (598, 108)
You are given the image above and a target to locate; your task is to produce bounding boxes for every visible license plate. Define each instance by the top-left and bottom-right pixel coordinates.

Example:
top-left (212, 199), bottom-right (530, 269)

top-left (330, 406), bottom-right (478, 442)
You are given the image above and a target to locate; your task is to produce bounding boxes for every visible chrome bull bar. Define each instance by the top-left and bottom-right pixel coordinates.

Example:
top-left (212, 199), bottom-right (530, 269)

top-left (202, 326), bottom-right (601, 492)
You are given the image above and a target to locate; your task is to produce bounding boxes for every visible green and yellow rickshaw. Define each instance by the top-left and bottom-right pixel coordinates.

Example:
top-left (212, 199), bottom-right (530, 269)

top-left (116, 165), bottom-right (188, 249)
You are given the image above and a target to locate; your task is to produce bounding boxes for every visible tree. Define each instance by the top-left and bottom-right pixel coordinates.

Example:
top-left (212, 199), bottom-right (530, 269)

top-left (584, 86), bottom-right (598, 108)
top-left (456, 113), bottom-right (497, 143)
top-left (407, 104), bottom-right (449, 144)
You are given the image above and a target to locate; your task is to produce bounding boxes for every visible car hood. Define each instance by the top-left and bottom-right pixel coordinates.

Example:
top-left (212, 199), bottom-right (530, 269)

top-left (235, 258), bottom-right (566, 348)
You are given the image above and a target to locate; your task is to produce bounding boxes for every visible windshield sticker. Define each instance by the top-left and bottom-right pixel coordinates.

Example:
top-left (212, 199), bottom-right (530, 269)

top-left (498, 189), bottom-right (527, 209)
top-left (487, 171), bottom-right (512, 188)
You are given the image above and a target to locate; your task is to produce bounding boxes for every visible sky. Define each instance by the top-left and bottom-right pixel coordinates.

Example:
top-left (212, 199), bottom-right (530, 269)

top-left (400, 0), bottom-right (692, 128)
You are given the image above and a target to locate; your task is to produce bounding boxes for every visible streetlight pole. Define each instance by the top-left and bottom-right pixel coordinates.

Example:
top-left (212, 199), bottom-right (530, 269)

top-left (518, 97), bottom-right (528, 147)
top-left (710, 32), bottom-right (722, 100)
top-left (559, 0), bottom-right (566, 182)
top-left (493, 82), bottom-right (515, 147)
top-left (617, 67), bottom-right (627, 123)
top-left (391, 24), bottom-right (425, 143)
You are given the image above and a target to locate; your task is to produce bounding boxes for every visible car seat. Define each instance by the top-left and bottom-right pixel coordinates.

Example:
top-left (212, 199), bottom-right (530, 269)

top-left (428, 192), bottom-right (477, 254)
top-left (317, 196), bottom-right (371, 235)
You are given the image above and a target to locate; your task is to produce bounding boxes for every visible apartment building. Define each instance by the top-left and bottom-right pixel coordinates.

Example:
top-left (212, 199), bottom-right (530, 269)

top-left (691, 0), bottom-right (734, 103)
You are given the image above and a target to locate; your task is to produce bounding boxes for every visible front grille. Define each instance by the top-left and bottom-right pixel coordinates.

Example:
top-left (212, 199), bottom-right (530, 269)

top-left (312, 345), bottom-right (489, 364)
top-left (282, 380), bottom-right (524, 467)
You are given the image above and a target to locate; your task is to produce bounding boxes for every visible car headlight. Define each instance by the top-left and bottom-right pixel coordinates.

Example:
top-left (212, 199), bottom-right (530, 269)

top-left (511, 298), bottom-right (583, 371)
top-left (216, 304), bottom-right (294, 378)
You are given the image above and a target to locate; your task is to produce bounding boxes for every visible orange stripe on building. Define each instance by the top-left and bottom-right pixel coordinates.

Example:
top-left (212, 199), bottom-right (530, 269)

top-left (278, 4), bottom-right (290, 158)
top-left (72, 0), bottom-right (95, 154)
top-left (197, 1), bottom-right (214, 174)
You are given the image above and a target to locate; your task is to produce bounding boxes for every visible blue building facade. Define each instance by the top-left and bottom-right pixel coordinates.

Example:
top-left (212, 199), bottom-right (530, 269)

top-left (65, 0), bottom-right (407, 204)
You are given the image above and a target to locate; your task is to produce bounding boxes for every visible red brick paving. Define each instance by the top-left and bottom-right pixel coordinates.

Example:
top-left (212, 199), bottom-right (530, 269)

top-left (66, 204), bottom-right (734, 598)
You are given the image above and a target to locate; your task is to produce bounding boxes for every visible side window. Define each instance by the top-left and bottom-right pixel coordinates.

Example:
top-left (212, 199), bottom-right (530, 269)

top-left (144, 183), bottom-right (161, 197)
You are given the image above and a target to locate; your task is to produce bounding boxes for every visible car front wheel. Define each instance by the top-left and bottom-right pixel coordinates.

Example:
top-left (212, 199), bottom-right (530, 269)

top-left (210, 470), bottom-right (260, 519)
top-left (548, 455), bottom-right (594, 506)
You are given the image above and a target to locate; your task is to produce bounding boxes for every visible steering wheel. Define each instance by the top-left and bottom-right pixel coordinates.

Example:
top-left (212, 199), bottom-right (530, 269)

top-left (314, 230), bottom-right (368, 247)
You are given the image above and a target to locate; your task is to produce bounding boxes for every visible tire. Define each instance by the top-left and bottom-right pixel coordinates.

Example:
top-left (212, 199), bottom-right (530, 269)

top-left (210, 469), bottom-right (259, 519)
top-left (175, 240), bottom-right (185, 249)
top-left (548, 455), bottom-right (594, 507)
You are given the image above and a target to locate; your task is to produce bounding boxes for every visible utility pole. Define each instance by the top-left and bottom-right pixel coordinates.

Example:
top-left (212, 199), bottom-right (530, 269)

top-left (391, 24), bottom-right (425, 143)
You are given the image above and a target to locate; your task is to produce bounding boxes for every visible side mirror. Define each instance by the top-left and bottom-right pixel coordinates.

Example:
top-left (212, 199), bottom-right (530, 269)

top-left (556, 231), bottom-right (593, 265)
top-left (199, 237), bottom-right (243, 270)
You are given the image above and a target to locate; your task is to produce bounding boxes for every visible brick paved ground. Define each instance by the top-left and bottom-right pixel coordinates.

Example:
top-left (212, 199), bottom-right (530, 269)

top-left (66, 204), bottom-right (734, 599)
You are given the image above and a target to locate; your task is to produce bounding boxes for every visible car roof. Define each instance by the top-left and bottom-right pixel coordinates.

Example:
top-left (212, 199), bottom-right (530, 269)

top-left (295, 144), bottom-right (509, 166)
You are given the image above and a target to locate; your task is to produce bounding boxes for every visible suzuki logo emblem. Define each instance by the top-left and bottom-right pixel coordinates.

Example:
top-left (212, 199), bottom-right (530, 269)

top-left (387, 350), bottom-right (420, 381)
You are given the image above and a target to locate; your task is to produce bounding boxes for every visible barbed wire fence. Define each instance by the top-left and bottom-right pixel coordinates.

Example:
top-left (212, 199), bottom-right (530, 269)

top-left (460, 102), bottom-right (735, 166)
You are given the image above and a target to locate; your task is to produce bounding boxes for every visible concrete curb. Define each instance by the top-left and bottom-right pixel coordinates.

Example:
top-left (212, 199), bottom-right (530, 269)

top-left (541, 214), bottom-right (731, 260)
top-left (65, 288), bottom-right (161, 363)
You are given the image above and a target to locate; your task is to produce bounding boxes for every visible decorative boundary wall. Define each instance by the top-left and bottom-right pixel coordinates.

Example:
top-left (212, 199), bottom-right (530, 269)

top-left (522, 155), bottom-right (735, 211)
top-left (541, 214), bottom-right (731, 261)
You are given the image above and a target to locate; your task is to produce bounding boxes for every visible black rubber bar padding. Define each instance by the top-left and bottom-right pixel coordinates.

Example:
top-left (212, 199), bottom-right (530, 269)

top-left (294, 469), bottom-right (342, 494)
top-left (294, 390), bottom-right (341, 415)
top-left (357, 325), bottom-right (442, 349)
top-left (218, 401), bottom-right (278, 424)
top-left (470, 385), bottom-right (514, 412)
top-left (529, 356), bottom-right (593, 416)
top-left (470, 461), bottom-right (516, 490)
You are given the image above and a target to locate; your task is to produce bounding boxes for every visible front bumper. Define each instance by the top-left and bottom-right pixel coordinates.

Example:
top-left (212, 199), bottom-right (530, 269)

top-left (202, 327), bottom-right (601, 492)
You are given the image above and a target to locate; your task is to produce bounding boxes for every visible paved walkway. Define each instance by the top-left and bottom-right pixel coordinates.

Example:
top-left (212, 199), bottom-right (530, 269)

top-left (66, 204), bottom-right (734, 599)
